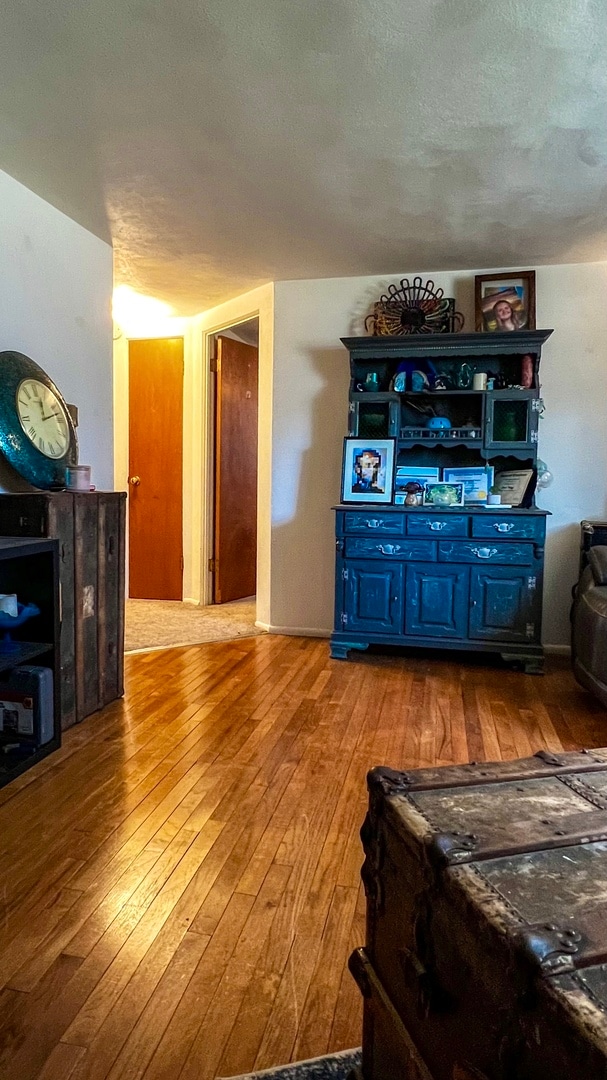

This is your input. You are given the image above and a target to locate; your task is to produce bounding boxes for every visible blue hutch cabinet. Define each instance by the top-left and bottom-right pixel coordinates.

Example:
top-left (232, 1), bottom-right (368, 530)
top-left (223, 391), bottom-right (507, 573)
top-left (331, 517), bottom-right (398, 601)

top-left (331, 330), bottom-right (552, 672)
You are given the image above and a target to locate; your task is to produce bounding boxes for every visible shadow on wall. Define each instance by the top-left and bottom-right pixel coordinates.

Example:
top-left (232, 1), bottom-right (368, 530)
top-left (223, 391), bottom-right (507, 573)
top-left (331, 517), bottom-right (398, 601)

top-left (271, 347), bottom-right (347, 634)
top-left (0, 455), bottom-right (36, 493)
top-left (543, 522), bottom-right (582, 647)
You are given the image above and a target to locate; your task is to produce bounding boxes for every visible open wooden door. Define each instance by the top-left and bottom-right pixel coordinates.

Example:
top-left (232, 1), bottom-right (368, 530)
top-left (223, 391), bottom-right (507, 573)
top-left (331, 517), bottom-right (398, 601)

top-left (213, 335), bottom-right (258, 603)
top-left (128, 337), bottom-right (184, 599)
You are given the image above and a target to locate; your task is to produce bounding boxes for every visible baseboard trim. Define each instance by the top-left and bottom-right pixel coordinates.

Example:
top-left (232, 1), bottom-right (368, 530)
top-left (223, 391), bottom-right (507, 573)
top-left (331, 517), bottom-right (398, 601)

top-left (255, 624), bottom-right (572, 654)
top-left (255, 622), bottom-right (331, 638)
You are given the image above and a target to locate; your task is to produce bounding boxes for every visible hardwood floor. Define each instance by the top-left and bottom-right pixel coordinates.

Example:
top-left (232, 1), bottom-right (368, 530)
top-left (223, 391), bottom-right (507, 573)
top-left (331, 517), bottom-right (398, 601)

top-left (0, 635), bottom-right (603, 1079)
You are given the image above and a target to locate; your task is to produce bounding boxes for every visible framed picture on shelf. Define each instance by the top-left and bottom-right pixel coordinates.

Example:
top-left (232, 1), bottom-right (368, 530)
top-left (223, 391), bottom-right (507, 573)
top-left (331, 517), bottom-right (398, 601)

top-left (394, 466), bottom-right (439, 489)
top-left (492, 469), bottom-right (534, 507)
top-left (423, 482), bottom-right (465, 508)
top-left (341, 438), bottom-right (396, 504)
top-left (443, 466), bottom-right (494, 504)
top-left (475, 271), bottom-right (536, 332)
top-left (395, 465), bottom-right (440, 506)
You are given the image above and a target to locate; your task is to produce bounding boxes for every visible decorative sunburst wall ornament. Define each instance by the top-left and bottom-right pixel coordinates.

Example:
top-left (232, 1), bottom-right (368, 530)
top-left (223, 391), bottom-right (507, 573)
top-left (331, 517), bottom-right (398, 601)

top-left (365, 277), bottom-right (464, 336)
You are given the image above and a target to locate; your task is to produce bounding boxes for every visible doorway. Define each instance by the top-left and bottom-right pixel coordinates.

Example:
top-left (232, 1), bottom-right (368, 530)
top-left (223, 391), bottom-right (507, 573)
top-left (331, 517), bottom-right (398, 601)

top-left (128, 337), bottom-right (184, 599)
top-left (211, 319), bottom-right (259, 604)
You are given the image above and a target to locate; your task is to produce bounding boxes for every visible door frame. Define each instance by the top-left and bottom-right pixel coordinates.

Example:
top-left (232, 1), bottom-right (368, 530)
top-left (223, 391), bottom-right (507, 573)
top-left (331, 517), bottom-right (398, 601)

top-left (201, 314), bottom-right (261, 608)
top-left (113, 282), bottom-right (273, 618)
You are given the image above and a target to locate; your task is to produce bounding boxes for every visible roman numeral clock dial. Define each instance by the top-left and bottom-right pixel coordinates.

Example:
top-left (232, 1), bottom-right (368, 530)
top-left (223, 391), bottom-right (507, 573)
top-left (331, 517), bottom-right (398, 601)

top-left (0, 352), bottom-right (78, 490)
top-left (17, 379), bottom-right (70, 458)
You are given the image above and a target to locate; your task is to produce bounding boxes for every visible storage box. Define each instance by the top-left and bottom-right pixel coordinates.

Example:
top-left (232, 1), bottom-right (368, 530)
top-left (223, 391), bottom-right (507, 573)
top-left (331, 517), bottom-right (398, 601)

top-left (351, 749), bottom-right (607, 1079)
top-left (0, 665), bottom-right (54, 745)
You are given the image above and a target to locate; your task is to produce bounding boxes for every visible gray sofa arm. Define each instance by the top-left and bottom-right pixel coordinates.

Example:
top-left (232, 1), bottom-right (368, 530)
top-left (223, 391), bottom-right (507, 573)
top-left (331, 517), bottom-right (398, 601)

top-left (589, 546), bottom-right (607, 586)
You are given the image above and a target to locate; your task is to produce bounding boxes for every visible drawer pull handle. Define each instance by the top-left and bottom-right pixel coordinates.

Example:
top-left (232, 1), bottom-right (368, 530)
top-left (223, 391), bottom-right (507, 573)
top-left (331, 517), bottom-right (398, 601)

top-left (427, 521), bottom-right (446, 532)
top-left (378, 544), bottom-right (400, 555)
top-left (470, 546), bottom-right (499, 559)
top-left (493, 523), bottom-right (515, 533)
top-left (365, 519), bottom-right (384, 529)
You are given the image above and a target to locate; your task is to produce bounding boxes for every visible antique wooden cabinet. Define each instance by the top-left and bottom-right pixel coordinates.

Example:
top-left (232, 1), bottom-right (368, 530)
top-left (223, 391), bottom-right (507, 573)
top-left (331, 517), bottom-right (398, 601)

top-left (352, 750), bottom-right (607, 1080)
top-left (333, 505), bottom-right (548, 672)
top-left (0, 492), bottom-right (126, 728)
top-left (332, 331), bottom-right (553, 671)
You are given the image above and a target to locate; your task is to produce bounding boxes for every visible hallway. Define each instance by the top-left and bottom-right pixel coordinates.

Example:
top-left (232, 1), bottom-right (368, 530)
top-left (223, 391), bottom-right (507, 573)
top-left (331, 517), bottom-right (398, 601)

top-left (125, 597), bottom-right (261, 652)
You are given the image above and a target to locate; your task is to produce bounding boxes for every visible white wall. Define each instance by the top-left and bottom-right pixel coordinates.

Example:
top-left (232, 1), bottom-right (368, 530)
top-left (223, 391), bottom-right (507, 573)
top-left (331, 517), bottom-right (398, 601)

top-left (0, 171), bottom-right (114, 490)
top-left (272, 264), bottom-right (607, 647)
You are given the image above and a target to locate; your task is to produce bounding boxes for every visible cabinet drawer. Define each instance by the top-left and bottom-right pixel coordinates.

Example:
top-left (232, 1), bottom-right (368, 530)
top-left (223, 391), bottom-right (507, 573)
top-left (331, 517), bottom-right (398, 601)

top-left (439, 541), bottom-right (534, 566)
top-left (344, 538), bottom-right (436, 561)
top-left (407, 515), bottom-right (468, 538)
top-left (343, 513), bottom-right (406, 536)
top-left (471, 515), bottom-right (545, 542)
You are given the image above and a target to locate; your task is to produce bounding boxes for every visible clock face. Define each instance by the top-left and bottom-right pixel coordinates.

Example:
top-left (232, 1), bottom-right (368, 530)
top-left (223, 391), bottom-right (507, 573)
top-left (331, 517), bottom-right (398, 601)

top-left (0, 351), bottom-right (78, 489)
top-left (16, 378), bottom-right (70, 459)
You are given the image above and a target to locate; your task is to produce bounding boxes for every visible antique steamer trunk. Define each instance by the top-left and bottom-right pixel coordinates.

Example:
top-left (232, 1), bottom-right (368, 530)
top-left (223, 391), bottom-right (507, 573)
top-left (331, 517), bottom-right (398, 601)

top-left (351, 750), bottom-right (607, 1080)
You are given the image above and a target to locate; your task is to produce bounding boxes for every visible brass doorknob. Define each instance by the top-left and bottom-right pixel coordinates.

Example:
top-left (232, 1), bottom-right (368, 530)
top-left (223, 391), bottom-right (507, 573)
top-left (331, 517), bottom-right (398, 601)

top-left (129, 475), bottom-right (141, 486)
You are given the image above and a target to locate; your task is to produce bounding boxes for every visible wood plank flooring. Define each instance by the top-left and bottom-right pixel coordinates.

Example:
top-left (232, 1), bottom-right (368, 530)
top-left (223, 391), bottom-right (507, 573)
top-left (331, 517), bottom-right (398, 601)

top-left (0, 635), bottom-right (604, 1079)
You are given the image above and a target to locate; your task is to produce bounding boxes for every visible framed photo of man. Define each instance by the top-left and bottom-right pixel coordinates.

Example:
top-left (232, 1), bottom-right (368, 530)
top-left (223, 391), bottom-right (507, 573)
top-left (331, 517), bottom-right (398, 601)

top-left (475, 271), bottom-right (536, 333)
top-left (341, 438), bottom-right (396, 503)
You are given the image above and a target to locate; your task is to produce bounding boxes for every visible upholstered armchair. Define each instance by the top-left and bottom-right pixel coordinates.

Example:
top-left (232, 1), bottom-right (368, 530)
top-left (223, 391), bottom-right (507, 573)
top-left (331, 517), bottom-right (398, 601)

top-left (572, 545), bottom-right (607, 707)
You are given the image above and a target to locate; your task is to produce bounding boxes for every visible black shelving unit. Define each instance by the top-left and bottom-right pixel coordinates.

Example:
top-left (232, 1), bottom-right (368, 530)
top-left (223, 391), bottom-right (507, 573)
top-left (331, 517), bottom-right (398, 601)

top-left (0, 537), bottom-right (61, 788)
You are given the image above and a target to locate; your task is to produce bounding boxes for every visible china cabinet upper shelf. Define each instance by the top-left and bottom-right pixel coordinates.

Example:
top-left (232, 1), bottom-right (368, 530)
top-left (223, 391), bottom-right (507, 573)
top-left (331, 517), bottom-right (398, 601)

top-left (341, 330), bottom-right (553, 358)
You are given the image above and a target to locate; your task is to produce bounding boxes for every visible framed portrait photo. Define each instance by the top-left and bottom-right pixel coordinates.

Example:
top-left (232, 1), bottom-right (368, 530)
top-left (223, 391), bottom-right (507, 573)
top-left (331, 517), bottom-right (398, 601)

top-left (341, 438), bottom-right (396, 504)
top-left (475, 271), bottom-right (536, 333)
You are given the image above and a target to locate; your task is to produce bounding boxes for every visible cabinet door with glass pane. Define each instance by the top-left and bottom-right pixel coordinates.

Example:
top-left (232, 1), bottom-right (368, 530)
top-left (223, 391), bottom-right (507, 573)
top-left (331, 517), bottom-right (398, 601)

top-left (484, 392), bottom-right (541, 451)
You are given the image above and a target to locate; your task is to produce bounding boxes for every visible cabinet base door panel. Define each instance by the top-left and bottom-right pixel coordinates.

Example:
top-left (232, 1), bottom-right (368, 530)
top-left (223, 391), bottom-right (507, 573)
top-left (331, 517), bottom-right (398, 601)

top-left (344, 561), bottom-right (404, 634)
top-left (470, 567), bottom-right (538, 642)
top-left (405, 564), bottom-right (469, 638)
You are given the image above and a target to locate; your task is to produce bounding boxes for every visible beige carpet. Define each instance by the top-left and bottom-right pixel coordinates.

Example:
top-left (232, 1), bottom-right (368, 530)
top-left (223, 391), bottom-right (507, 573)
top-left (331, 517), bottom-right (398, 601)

top-left (125, 597), bottom-right (263, 653)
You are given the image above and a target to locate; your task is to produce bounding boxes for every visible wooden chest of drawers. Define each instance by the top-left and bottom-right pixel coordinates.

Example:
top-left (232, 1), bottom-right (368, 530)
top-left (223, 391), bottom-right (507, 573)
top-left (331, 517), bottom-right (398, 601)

top-left (332, 506), bottom-right (549, 672)
top-left (352, 750), bottom-right (607, 1080)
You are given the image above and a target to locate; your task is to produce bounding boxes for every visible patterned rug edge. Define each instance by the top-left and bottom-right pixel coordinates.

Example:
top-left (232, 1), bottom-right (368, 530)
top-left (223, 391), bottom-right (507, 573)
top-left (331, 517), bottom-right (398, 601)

top-left (216, 1047), bottom-right (362, 1080)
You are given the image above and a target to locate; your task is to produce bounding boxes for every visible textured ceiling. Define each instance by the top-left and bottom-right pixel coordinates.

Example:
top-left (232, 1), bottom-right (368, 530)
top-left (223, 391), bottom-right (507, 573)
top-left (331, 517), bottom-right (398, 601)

top-left (1, 0), bottom-right (606, 314)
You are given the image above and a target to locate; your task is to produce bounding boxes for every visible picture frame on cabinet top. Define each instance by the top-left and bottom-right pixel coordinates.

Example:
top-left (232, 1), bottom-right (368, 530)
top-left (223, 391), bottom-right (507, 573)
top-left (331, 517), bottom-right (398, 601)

top-left (475, 271), bottom-right (536, 333)
top-left (443, 465), bottom-right (494, 504)
top-left (423, 482), bottom-right (465, 508)
top-left (341, 437), bottom-right (396, 504)
top-left (492, 469), bottom-right (534, 507)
